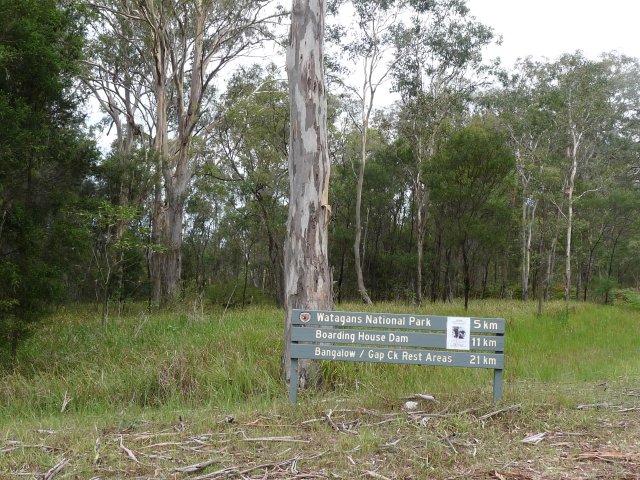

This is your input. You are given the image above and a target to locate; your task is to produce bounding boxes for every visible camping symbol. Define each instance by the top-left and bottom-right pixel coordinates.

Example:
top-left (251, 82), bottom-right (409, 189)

top-left (452, 326), bottom-right (466, 340)
top-left (299, 312), bottom-right (311, 323)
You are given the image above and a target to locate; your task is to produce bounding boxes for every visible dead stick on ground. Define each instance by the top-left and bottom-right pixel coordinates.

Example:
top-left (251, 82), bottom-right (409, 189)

top-left (375, 418), bottom-right (400, 426)
top-left (44, 458), bottom-right (68, 480)
top-left (191, 458), bottom-right (297, 480)
top-left (242, 436), bottom-right (310, 444)
top-left (60, 391), bottom-right (71, 413)
top-left (363, 470), bottom-right (392, 480)
top-left (191, 466), bottom-right (239, 480)
top-left (0, 444), bottom-right (59, 454)
top-left (326, 409), bottom-right (340, 432)
top-left (576, 403), bottom-right (621, 410)
top-left (408, 412), bottom-right (454, 419)
top-left (441, 435), bottom-right (458, 454)
top-left (174, 458), bottom-right (220, 473)
top-left (119, 435), bottom-right (142, 464)
top-left (301, 417), bottom-right (324, 425)
top-left (478, 404), bottom-right (522, 421)
top-left (139, 441), bottom-right (190, 449)
top-left (237, 459), bottom-right (298, 476)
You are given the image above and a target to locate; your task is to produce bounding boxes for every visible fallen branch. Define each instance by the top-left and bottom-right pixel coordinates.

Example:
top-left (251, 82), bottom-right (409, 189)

top-left (325, 409), bottom-right (340, 432)
top-left (44, 458), bottom-right (68, 480)
top-left (174, 458), bottom-right (219, 473)
top-left (439, 434), bottom-right (458, 454)
top-left (9, 470), bottom-right (40, 477)
top-left (618, 407), bottom-right (640, 413)
top-left (408, 412), bottom-right (453, 419)
top-left (242, 436), bottom-right (310, 444)
top-left (374, 418), bottom-right (400, 426)
top-left (478, 404), bottom-right (521, 421)
top-left (60, 391), bottom-right (71, 413)
top-left (577, 450), bottom-right (638, 462)
top-left (363, 470), bottom-right (392, 480)
top-left (119, 435), bottom-right (142, 464)
top-left (290, 473), bottom-right (329, 479)
top-left (0, 443), bottom-right (59, 454)
top-left (139, 441), bottom-right (188, 449)
top-left (522, 432), bottom-right (547, 444)
top-left (191, 466), bottom-right (238, 480)
top-left (413, 393), bottom-right (436, 402)
top-left (132, 430), bottom-right (179, 441)
top-left (576, 403), bottom-right (621, 410)
top-left (191, 458), bottom-right (298, 480)
top-left (238, 459), bottom-right (299, 476)
top-left (137, 451), bottom-right (173, 461)
top-left (300, 417), bottom-right (324, 425)
top-left (382, 439), bottom-right (401, 448)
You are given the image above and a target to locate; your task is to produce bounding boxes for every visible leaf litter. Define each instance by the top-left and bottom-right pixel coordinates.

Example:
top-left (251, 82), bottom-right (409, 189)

top-left (2, 384), bottom-right (640, 479)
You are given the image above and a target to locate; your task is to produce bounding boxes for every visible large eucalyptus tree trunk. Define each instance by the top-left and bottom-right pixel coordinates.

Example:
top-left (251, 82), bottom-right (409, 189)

top-left (283, 0), bottom-right (332, 388)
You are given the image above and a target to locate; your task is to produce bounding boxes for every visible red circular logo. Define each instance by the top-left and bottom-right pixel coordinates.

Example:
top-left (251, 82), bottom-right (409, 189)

top-left (299, 312), bottom-right (311, 323)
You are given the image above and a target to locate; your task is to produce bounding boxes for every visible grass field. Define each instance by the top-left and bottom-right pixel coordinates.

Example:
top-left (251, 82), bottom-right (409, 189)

top-left (1, 300), bottom-right (639, 479)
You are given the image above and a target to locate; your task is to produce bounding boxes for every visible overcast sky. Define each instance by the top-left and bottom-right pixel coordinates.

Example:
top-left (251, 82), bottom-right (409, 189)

top-left (466, 0), bottom-right (640, 67)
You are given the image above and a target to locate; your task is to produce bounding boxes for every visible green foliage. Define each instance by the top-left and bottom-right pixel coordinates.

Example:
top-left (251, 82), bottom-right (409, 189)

top-left (591, 277), bottom-right (618, 303)
top-left (206, 281), bottom-right (273, 308)
top-left (614, 289), bottom-right (640, 308)
top-left (1, 0), bottom-right (639, 321)
top-left (426, 122), bottom-right (516, 306)
top-left (0, 0), bottom-right (96, 362)
top-left (427, 122), bottom-right (515, 218)
top-left (185, 63), bottom-right (289, 305)
top-left (73, 200), bottom-right (159, 320)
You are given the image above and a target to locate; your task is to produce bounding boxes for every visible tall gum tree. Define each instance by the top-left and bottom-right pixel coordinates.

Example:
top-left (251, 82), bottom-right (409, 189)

top-left (483, 61), bottom-right (556, 302)
top-left (392, 0), bottom-right (496, 305)
top-left (339, 0), bottom-right (405, 305)
top-left (283, 0), bottom-right (332, 388)
top-left (545, 54), bottom-right (629, 306)
top-left (87, 0), bottom-right (283, 304)
top-left (426, 123), bottom-right (515, 310)
top-left (212, 65), bottom-right (289, 307)
top-left (83, 6), bottom-right (158, 304)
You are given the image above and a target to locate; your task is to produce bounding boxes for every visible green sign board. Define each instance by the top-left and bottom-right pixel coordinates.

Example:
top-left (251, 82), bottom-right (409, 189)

top-left (288, 309), bottom-right (505, 403)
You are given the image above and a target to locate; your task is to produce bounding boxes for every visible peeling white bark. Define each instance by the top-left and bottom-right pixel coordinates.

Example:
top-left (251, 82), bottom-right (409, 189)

top-left (283, 0), bottom-right (332, 387)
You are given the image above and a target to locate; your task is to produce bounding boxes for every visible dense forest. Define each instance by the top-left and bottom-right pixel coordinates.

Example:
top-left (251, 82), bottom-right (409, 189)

top-left (1, 0), bottom-right (639, 363)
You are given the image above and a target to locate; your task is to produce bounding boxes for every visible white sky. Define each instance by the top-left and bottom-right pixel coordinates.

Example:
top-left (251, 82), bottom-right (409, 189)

top-left (466, 0), bottom-right (640, 67)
